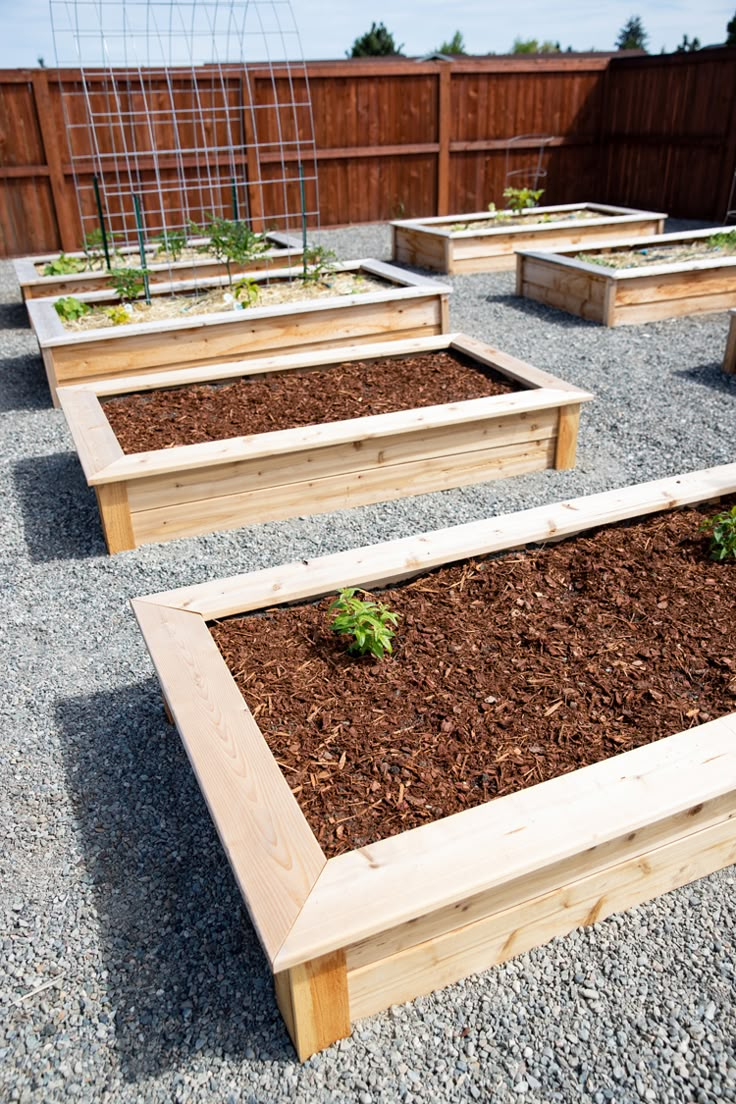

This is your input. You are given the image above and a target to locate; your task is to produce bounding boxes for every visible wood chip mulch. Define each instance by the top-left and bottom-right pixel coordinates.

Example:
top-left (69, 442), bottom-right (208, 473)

top-left (102, 350), bottom-right (520, 453)
top-left (211, 501), bottom-right (735, 858)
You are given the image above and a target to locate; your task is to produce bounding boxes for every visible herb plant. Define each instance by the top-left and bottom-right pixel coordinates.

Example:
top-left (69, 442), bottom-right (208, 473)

top-left (43, 253), bottom-right (86, 276)
top-left (54, 296), bottom-right (90, 322)
top-left (329, 587), bottom-right (399, 659)
top-left (202, 216), bottom-right (268, 286)
top-left (301, 245), bottom-right (338, 286)
top-left (110, 267), bottom-right (145, 302)
top-left (699, 505), bottom-right (736, 562)
top-left (502, 186), bottom-right (545, 214)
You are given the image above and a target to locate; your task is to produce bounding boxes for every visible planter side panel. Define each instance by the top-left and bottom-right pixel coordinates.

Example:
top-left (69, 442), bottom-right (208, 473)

top-left (392, 227), bottom-right (448, 273)
top-left (48, 296), bottom-right (447, 390)
top-left (613, 266), bottom-right (736, 325)
top-left (517, 257), bottom-right (608, 323)
top-left (724, 312), bottom-right (736, 375)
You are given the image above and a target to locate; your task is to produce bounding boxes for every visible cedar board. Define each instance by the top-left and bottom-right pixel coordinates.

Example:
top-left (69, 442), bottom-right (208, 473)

top-left (516, 227), bottom-right (736, 326)
top-left (13, 231), bottom-right (303, 300)
top-left (132, 463), bottom-right (736, 1059)
top-left (58, 333), bottom-right (592, 552)
top-left (391, 202), bottom-right (666, 274)
top-left (27, 260), bottom-right (451, 406)
top-left (724, 310), bottom-right (736, 375)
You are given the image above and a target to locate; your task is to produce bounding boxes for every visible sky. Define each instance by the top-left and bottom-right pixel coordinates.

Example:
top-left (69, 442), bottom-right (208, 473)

top-left (0, 0), bottom-right (731, 69)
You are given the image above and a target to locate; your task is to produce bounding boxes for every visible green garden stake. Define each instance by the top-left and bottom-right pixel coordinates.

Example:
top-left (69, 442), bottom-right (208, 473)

top-left (299, 161), bottom-right (308, 279)
top-left (231, 179), bottom-right (239, 222)
top-left (132, 194), bottom-right (151, 305)
top-left (92, 176), bottom-right (112, 271)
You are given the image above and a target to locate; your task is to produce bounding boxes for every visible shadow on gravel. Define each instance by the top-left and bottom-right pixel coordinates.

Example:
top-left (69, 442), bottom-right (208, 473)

top-left (0, 299), bottom-right (31, 329)
top-left (13, 453), bottom-right (107, 561)
top-left (0, 352), bottom-right (50, 413)
top-left (56, 681), bottom-right (294, 1080)
top-left (674, 362), bottom-right (736, 395)
top-left (481, 292), bottom-right (597, 328)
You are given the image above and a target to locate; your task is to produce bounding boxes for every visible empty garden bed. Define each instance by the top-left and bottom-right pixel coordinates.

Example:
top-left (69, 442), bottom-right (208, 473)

top-left (59, 333), bottom-right (591, 551)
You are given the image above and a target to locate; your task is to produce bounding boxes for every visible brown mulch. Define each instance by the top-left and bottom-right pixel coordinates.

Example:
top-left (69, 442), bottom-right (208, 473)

top-left (210, 501), bottom-right (736, 858)
top-left (102, 350), bottom-right (521, 453)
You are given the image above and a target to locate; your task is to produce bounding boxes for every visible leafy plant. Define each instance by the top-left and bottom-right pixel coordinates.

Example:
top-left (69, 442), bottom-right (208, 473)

top-left (54, 296), bottom-right (90, 322)
top-left (154, 228), bottom-right (187, 261)
top-left (707, 230), bottom-right (736, 251)
top-left (105, 304), bottom-right (133, 325)
top-left (82, 228), bottom-right (111, 271)
top-left (110, 267), bottom-right (145, 302)
top-left (699, 505), bottom-right (736, 562)
top-left (233, 276), bottom-right (260, 307)
top-left (348, 21), bottom-right (403, 57)
top-left (502, 186), bottom-right (545, 214)
top-left (436, 30), bottom-right (466, 55)
top-left (43, 252), bottom-right (86, 276)
top-left (202, 216), bottom-right (268, 286)
top-left (329, 587), bottom-right (399, 659)
top-left (301, 245), bottom-right (338, 286)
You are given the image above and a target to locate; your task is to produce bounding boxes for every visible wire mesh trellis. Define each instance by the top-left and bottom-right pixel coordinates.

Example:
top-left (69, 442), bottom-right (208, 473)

top-left (50, 0), bottom-right (319, 277)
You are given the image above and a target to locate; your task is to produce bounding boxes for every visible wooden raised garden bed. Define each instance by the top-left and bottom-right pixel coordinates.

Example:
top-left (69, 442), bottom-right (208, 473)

top-left (391, 203), bottom-right (666, 274)
top-left (516, 227), bottom-right (736, 326)
top-left (133, 464), bottom-right (736, 1059)
top-left (58, 333), bottom-right (591, 552)
top-left (12, 230), bottom-right (303, 300)
top-left (27, 260), bottom-right (450, 406)
top-left (724, 309), bottom-right (736, 375)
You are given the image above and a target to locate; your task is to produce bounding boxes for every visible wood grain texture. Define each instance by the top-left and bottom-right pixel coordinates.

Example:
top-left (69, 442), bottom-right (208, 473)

top-left (131, 600), bottom-right (325, 964)
top-left (95, 481), bottom-right (135, 553)
top-left (724, 311), bottom-right (736, 376)
top-left (57, 388), bottom-right (124, 481)
top-left (554, 403), bottom-right (580, 468)
top-left (275, 951), bottom-right (350, 1060)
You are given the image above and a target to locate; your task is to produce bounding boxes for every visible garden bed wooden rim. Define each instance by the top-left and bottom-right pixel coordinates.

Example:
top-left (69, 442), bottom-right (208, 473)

top-left (59, 333), bottom-right (590, 550)
top-left (133, 463), bottom-right (736, 1060)
top-left (392, 202), bottom-right (667, 239)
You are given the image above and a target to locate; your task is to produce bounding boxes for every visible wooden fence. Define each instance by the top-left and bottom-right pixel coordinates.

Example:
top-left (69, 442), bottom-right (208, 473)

top-left (1, 49), bottom-right (734, 257)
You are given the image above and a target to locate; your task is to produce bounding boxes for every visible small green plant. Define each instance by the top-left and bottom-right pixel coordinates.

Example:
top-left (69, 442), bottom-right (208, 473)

top-left (105, 304), bottom-right (133, 325)
top-left (329, 587), bottom-right (399, 659)
top-left (301, 244), bottom-right (338, 286)
top-left (54, 296), bottom-right (90, 322)
top-left (82, 228), bottom-right (111, 270)
top-left (502, 186), bottom-right (545, 214)
top-left (154, 228), bottom-right (187, 261)
top-left (233, 275), bottom-right (260, 307)
top-left (110, 267), bottom-right (145, 302)
top-left (202, 216), bottom-right (268, 286)
top-left (699, 505), bottom-right (736, 562)
top-left (43, 252), bottom-right (86, 276)
top-left (707, 230), bottom-right (736, 251)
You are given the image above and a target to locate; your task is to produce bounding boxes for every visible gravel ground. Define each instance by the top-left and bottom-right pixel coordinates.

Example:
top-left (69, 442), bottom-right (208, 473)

top-left (1, 219), bottom-right (736, 1104)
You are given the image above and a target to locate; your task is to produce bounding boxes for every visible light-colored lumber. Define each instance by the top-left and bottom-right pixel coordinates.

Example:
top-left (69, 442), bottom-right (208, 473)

top-left (57, 388), bottom-right (123, 480)
top-left (129, 438), bottom-right (556, 545)
top-left (554, 403), bottom-right (580, 468)
top-left (724, 311), bottom-right (736, 375)
top-left (95, 482), bottom-right (135, 553)
top-left (146, 461), bottom-right (736, 622)
top-left (347, 811), bottom-right (736, 1020)
top-left (131, 600), bottom-right (325, 964)
top-left (275, 951), bottom-right (350, 1060)
top-left (276, 713), bottom-right (736, 971)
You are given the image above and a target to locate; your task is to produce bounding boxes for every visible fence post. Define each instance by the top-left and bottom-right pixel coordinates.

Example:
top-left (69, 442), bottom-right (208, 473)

top-left (436, 64), bottom-right (451, 215)
top-left (242, 69), bottom-right (266, 232)
top-left (31, 69), bottom-right (79, 251)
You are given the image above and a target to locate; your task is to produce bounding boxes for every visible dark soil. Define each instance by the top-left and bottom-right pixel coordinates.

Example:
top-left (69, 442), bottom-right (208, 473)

top-left (102, 350), bottom-right (521, 454)
top-left (211, 501), bottom-right (736, 858)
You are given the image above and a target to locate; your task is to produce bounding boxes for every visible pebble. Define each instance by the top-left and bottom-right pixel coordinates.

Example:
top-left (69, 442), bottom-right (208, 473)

top-left (2, 221), bottom-right (736, 1102)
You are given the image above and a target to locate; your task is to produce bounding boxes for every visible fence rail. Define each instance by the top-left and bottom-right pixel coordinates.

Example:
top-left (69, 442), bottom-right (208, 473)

top-left (1, 49), bottom-right (734, 256)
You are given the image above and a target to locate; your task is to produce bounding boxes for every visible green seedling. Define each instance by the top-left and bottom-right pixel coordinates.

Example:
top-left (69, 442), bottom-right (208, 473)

top-left (82, 227), bottom-right (114, 270)
top-left (707, 230), bottom-right (736, 251)
top-left (43, 253), bottom-right (86, 276)
top-left (110, 267), bottom-right (145, 302)
top-left (54, 296), bottom-right (90, 322)
top-left (202, 216), bottom-right (268, 286)
top-left (105, 304), bottom-right (133, 325)
top-left (699, 505), bottom-right (736, 562)
top-left (329, 587), bottom-right (399, 660)
top-left (502, 186), bottom-right (545, 214)
top-left (233, 276), bottom-right (260, 307)
top-left (154, 228), bottom-right (187, 261)
top-left (301, 244), bottom-right (338, 286)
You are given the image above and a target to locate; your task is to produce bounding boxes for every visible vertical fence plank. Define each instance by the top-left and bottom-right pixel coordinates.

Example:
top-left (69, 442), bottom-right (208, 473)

top-left (30, 70), bottom-right (79, 251)
top-left (436, 65), bottom-right (451, 215)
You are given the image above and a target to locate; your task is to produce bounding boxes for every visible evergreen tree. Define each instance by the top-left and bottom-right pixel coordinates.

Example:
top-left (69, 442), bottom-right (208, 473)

top-left (348, 22), bottom-right (403, 57)
top-left (615, 16), bottom-right (649, 50)
top-left (436, 31), bottom-right (467, 55)
top-left (675, 34), bottom-right (700, 51)
top-left (727, 11), bottom-right (736, 45)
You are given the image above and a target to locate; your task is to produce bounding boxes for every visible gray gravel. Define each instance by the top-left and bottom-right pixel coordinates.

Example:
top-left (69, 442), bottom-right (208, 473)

top-left (2, 220), bottom-right (736, 1104)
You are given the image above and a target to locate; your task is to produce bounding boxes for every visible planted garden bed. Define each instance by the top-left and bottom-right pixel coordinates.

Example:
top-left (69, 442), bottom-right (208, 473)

top-left (724, 309), bottom-right (736, 375)
top-left (133, 464), bottom-right (736, 1059)
top-left (516, 227), bottom-right (736, 326)
top-left (58, 333), bottom-right (590, 552)
top-left (391, 203), bottom-right (666, 274)
top-left (12, 230), bottom-right (303, 301)
top-left (26, 260), bottom-right (450, 406)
